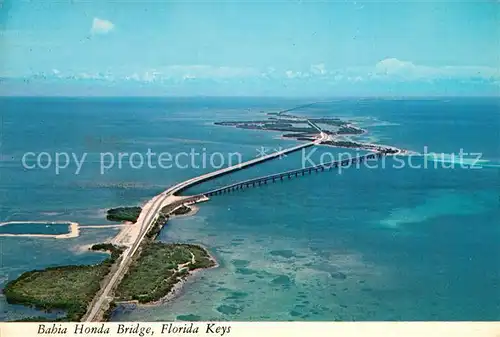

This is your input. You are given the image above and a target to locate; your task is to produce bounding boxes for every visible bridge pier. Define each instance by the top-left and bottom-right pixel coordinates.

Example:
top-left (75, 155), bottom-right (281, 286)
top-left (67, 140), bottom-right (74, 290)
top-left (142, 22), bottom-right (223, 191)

top-left (202, 153), bottom-right (382, 197)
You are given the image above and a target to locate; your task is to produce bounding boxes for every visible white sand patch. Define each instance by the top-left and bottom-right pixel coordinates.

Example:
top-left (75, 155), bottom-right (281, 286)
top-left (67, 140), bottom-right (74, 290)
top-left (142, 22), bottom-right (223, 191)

top-left (294, 268), bottom-right (331, 284)
top-left (379, 192), bottom-right (488, 229)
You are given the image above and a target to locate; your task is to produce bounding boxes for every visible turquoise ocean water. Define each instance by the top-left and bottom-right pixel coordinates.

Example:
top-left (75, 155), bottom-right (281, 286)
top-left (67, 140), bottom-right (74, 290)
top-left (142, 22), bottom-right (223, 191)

top-left (0, 223), bottom-right (70, 235)
top-left (0, 97), bottom-right (498, 321)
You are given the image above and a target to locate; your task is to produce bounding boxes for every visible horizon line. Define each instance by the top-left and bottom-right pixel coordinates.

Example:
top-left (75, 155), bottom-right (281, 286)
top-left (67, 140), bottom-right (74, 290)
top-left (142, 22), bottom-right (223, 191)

top-left (1, 94), bottom-right (499, 99)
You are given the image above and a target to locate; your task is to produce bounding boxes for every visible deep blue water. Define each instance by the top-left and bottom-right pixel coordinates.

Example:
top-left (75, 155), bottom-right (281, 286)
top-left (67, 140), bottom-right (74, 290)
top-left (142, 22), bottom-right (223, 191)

top-left (0, 97), bottom-right (498, 321)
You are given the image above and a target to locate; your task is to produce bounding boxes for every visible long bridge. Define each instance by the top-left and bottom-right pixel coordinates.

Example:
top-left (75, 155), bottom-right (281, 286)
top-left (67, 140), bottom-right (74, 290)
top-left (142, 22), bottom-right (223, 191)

top-left (201, 152), bottom-right (383, 197)
top-left (84, 113), bottom-right (393, 321)
top-left (84, 128), bottom-right (325, 321)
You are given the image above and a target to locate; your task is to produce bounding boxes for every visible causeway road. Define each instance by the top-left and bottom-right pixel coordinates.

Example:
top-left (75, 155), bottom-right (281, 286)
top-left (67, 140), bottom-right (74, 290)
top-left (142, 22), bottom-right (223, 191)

top-left (84, 135), bottom-right (324, 321)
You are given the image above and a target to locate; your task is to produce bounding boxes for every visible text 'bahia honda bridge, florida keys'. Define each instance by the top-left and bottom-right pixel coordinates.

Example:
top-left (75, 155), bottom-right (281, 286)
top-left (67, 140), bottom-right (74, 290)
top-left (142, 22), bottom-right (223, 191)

top-left (84, 120), bottom-right (401, 321)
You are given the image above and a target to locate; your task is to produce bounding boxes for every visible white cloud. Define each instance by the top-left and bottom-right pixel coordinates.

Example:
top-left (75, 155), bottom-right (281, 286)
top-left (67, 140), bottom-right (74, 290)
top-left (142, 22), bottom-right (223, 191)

top-left (285, 70), bottom-right (309, 79)
top-left (347, 76), bottom-right (364, 83)
top-left (310, 63), bottom-right (327, 75)
top-left (11, 59), bottom-right (499, 88)
top-left (124, 73), bottom-right (141, 81)
top-left (157, 65), bottom-right (259, 80)
top-left (375, 58), bottom-right (417, 76)
top-left (373, 58), bottom-right (500, 81)
top-left (144, 65), bottom-right (258, 80)
top-left (90, 18), bottom-right (114, 35)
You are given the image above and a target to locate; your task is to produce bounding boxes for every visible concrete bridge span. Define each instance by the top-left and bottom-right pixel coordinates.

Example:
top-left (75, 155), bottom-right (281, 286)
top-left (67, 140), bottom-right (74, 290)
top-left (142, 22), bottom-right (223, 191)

top-left (200, 152), bottom-right (383, 197)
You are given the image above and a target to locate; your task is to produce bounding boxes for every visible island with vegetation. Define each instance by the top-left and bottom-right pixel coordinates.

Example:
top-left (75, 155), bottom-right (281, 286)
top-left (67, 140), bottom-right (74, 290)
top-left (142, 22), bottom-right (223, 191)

top-left (3, 244), bottom-right (125, 321)
top-left (115, 243), bottom-right (215, 304)
top-left (106, 206), bottom-right (142, 223)
top-left (214, 111), bottom-right (409, 155)
top-left (214, 113), bottom-right (369, 146)
top-left (3, 202), bottom-right (217, 322)
top-left (97, 204), bottom-right (217, 316)
top-left (171, 204), bottom-right (192, 216)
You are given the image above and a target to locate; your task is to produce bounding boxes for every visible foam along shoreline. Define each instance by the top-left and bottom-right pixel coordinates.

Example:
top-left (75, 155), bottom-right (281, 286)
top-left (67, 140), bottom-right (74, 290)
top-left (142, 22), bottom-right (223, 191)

top-left (316, 138), bottom-right (410, 155)
top-left (0, 221), bottom-right (80, 239)
top-left (171, 204), bottom-right (200, 218)
top-left (151, 246), bottom-right (219, 306)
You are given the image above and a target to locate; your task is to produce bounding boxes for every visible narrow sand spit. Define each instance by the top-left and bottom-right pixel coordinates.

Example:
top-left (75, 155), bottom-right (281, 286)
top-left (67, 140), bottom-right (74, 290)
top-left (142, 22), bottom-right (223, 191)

top-left (0, 195), bottom-right (208, 247)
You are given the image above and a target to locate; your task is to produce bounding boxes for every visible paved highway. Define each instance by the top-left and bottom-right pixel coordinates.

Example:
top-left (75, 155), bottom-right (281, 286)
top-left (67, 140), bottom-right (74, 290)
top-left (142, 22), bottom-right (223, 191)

top-left (84, 134), bottom-right (325, 321)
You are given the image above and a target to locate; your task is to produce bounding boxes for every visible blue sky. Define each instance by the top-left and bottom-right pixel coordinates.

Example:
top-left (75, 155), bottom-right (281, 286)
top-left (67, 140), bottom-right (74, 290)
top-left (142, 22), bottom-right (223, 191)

top-left (0, 0), bottom-right (499, 96)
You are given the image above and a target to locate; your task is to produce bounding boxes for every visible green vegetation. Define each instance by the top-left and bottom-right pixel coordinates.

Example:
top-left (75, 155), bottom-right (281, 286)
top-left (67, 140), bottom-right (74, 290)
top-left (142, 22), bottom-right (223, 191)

top-left (11, 316), bottom-right (64, 322)
top-left (214, 117), bottom-right (358, 138)
top-left (102, 301), bottom-right (117, 321)
top-left (310, 117), bottom-right (344, 126)
top-left (172, 205), bottom-right (191, 216)
top-left (325, 140), bottom-right (363, 148)
top-left (145, 213), bottom-right (168, 240)
top-left (214, 120), bottom-right (271, 125)
top-left (4, 201), bottom-right (215, 321)
top-left (106, 206), bottom-right (142, 223)
top-left (115, 243), bottom-right (215, 304)
top-left (337, 126), bottom-right (364, 135)
top-left (90, 243), bottom-right (124, 261)
top-left (3, 244), bottom-right (124, 322)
